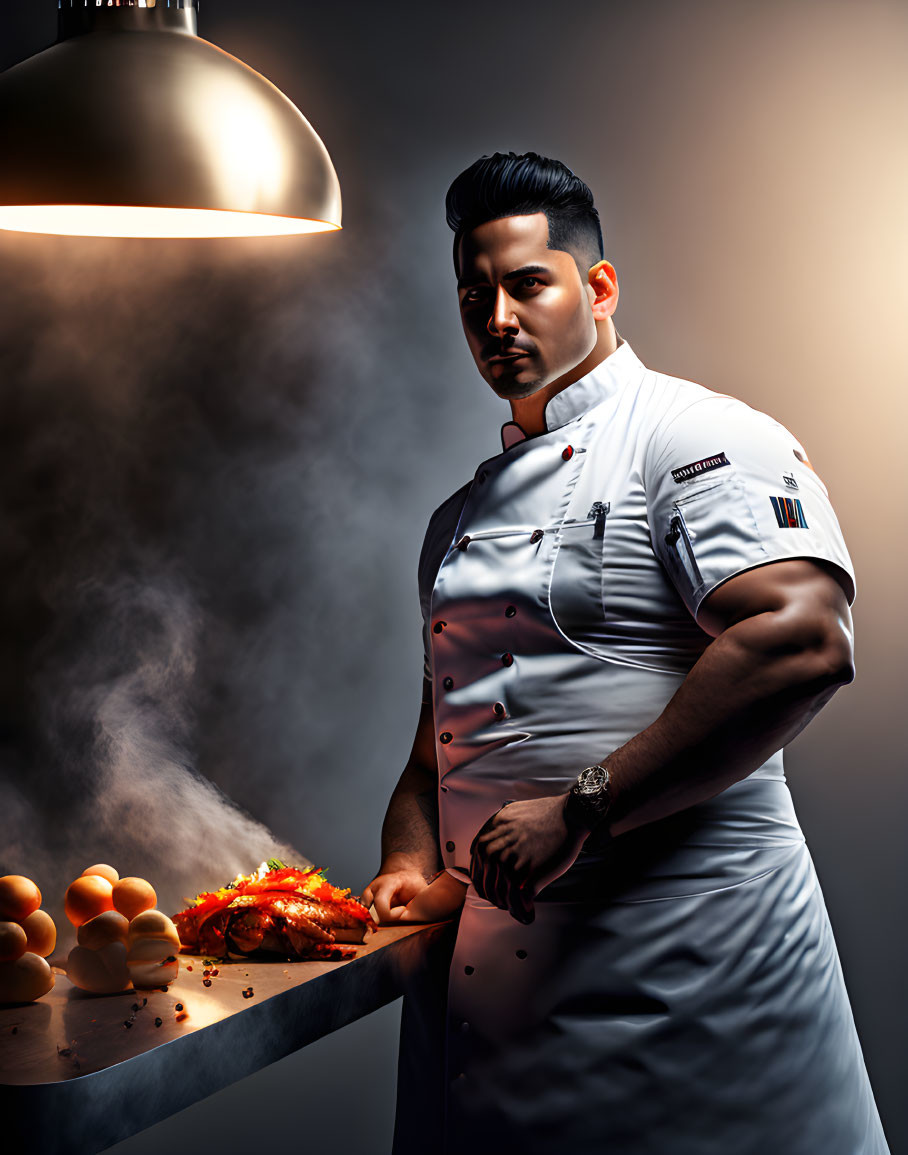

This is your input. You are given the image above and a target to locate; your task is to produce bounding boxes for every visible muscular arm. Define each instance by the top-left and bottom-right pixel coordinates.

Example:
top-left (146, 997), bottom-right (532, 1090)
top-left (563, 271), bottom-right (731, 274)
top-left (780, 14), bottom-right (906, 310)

top-left (378, 692), bottom-right (442, 875)
top-left (605, 558), bottom-right (854, 835)
top-left (470, 559), bottom-right (855, 922)
top-left (360, 684), bottom-right (443, 921)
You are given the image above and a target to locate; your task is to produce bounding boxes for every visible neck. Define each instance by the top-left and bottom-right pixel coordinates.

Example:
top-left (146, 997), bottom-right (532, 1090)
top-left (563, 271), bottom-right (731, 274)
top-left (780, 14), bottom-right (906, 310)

top-left (508, 319), bottom-right (619, 436)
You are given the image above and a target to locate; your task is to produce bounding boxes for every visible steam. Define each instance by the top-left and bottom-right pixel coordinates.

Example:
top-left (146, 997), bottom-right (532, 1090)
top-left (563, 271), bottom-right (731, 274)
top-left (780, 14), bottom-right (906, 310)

top-left (0, 232), bottom-right (357, 939)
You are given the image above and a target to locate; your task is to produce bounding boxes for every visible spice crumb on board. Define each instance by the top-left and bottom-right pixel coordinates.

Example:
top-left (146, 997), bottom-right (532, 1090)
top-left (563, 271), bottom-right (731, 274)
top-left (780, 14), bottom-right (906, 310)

top-left (154, 1018), bottom-right (163, 1028)
top-left (242, 987), bottom-right (254, 999)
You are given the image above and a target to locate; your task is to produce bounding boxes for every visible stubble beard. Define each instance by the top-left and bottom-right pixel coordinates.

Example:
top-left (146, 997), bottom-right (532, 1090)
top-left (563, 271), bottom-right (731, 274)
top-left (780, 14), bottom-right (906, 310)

top-left (485, 362), bottom-right (548, 400)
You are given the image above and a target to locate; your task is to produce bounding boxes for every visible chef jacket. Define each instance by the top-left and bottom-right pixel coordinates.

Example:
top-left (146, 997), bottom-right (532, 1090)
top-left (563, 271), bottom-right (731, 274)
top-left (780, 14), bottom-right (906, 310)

top-left (393, 339), bottom-right (889, 1155)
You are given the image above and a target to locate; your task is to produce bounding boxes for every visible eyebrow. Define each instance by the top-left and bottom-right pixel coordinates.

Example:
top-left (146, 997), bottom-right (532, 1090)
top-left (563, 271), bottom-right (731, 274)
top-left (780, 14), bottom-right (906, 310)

top-left (457, 264), bottom-right (550, 290)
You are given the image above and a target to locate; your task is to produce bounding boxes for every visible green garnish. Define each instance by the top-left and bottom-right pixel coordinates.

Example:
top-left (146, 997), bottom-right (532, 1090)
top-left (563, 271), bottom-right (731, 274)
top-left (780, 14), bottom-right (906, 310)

top-left (266, 857), bottom-right (287, 871)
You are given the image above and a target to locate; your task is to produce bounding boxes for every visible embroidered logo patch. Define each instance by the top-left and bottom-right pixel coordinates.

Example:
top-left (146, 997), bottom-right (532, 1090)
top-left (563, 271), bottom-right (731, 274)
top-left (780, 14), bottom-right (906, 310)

top-left (671, 452), bottom-right (730, 484)
top-left (771, 496), bottom-right (808, 528)
top-left (783, 472), bottom-right (799, 490)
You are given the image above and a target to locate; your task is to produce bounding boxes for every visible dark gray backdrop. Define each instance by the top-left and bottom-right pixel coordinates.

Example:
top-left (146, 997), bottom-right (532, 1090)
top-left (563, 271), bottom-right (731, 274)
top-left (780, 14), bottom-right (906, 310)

top-left (0, 1), bottom-right (904, 1152)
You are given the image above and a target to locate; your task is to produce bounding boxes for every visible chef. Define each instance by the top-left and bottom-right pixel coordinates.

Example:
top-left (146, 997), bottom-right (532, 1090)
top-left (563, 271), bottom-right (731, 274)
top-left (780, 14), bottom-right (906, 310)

top-left (361, 151), bottom-right (890, 1155)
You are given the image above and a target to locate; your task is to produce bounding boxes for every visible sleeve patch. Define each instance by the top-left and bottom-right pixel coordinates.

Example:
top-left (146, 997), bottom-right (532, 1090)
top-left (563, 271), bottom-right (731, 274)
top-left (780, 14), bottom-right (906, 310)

top-left (671, 452), bottom-right (730, 484)
top-left (770, 495), bottom-right (808, 529)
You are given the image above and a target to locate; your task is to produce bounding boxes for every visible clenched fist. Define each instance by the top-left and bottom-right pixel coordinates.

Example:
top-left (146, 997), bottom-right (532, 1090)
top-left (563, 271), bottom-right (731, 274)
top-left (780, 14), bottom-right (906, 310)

top-left (469, 793), bottom-right (588, 924)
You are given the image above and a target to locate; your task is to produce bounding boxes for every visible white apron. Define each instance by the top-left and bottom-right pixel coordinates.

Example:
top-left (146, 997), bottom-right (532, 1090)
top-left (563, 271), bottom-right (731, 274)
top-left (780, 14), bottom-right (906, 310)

top-left (393, 341), bottom-right (889, 1155)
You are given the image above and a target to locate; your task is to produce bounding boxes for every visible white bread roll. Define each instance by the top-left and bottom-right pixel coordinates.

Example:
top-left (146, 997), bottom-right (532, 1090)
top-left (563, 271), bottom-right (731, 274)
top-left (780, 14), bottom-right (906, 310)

top-left (66, 942), bottom-right (131, 994)
top-left (0, 952), bottom-right (54, 1003)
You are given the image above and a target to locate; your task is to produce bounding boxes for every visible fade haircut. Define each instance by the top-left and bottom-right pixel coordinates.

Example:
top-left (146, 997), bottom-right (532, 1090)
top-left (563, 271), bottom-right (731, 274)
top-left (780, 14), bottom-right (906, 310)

top-left (445, 151), bottom-right (604, 277)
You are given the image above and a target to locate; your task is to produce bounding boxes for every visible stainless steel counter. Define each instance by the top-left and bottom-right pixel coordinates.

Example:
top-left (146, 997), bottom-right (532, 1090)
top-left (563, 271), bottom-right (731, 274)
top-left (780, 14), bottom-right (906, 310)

top-left (1, 920), bottom-right (455, 1155)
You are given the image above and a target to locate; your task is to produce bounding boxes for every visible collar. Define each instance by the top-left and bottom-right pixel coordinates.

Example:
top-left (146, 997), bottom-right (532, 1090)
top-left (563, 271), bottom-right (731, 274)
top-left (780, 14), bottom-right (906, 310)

top-left (499, 338), bottom-right (644, 451)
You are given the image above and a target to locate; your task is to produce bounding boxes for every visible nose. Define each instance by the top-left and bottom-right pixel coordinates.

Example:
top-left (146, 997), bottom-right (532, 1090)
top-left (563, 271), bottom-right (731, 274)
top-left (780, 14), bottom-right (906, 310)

top-left (486, 286), bottom-right (519, 338)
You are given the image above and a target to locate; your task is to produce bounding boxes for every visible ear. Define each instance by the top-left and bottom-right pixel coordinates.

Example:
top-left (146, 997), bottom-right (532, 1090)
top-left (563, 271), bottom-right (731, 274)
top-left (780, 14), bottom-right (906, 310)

top-left (587, 259), bottom-right (618, 321)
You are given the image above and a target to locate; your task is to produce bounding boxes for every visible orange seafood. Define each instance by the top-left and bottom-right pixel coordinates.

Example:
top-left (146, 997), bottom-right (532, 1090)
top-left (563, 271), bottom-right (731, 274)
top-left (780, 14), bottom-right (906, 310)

top-left (173, 861), bottom-right (375, 961)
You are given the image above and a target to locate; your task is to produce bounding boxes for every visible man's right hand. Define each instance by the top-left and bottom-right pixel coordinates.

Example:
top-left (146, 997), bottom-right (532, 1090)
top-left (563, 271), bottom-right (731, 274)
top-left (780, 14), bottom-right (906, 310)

top-left (360, 865), bottom-right (431, 924)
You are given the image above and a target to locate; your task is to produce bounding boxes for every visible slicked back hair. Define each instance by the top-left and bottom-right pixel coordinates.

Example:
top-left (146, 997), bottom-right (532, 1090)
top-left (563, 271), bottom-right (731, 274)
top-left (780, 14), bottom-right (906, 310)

top-left (445, 151), bottom-right (604, 277)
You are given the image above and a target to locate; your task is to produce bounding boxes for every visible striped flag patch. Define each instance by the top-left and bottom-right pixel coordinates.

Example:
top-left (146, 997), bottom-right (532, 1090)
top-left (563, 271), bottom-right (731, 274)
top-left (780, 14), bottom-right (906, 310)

top-left (770, 495), bottom-right (808, 528)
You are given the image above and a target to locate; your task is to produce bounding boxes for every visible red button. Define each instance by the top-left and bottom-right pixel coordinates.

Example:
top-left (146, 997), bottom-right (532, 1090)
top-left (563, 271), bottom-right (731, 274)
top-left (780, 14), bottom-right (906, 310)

top-left (562, 445), bottom-right (574, 460)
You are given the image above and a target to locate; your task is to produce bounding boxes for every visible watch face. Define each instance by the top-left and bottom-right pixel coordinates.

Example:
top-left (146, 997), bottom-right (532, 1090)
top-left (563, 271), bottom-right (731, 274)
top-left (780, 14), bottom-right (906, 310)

top-left (578, 765), bottom-right (608, 794)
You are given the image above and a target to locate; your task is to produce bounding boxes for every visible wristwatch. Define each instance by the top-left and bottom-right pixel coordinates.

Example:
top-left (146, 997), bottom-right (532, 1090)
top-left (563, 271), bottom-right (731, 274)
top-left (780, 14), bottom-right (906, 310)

top-left (564, 763), bottom-right (613, 849)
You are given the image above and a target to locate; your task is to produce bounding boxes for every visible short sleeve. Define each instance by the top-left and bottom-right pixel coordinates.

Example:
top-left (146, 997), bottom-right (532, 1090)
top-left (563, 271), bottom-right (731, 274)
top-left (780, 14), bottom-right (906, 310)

top-left (644, 394), bottom-right (855, 622)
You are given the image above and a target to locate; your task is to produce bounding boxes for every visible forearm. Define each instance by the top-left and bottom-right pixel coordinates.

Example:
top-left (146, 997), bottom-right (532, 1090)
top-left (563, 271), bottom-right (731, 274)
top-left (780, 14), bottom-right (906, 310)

top-left (379, 759), bottom-right (442, 878)
top-left (602, 604), bottom-right (854, 838)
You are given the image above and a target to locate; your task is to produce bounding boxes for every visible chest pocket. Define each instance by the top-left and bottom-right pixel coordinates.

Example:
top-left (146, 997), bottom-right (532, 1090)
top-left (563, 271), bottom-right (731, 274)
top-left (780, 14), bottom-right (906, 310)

top-left (547, 501), bottom-right (610, 644)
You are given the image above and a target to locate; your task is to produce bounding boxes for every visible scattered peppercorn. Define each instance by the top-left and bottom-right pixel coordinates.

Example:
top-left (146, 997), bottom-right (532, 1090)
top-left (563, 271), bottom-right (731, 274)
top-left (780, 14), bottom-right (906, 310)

top-left (202, 969), bottom-right (210, 977)
top-left (124, 1021), bottom-right (133, 1029)
top-left (203, 978), bottom-right (212, 987)
top-left (131, 1003), bottom-right (139, 1012)
top-left (242, 987), bottom-right (254, 999)
top-left (154, 1018), bottom-right (163, 1028)
top-left (186, 965), bottom-right (193, 971)
top-left (175, 1011), bottom-right (188, 1022)
top-left (210, 968), bottom-right (219, 976)
top-left (175, 1003), bottom-right (184, 1012)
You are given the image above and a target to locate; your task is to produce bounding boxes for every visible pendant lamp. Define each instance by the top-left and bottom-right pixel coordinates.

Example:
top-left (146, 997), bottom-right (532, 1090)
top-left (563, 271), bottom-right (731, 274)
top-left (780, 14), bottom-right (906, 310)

top-left (0, 0), bottom-right (342, 238)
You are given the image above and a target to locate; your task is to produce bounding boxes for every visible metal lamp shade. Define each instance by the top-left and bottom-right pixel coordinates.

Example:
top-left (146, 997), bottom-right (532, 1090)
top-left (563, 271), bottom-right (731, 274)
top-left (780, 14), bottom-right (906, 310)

top-left (0, 4), bottom-right (342, 238)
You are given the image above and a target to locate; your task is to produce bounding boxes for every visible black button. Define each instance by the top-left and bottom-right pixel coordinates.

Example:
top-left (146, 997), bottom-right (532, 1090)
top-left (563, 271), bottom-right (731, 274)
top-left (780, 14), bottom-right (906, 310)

top-left (445, 840), bottom-right (455, 852)
top-left (440, 784), bottom-right (448, 792)
top-left (504, 605), bottom-right (517, 618)
top-left (433, 620), bottom-right (447, 634)
top-left (530, 529), bottom-right (544, 543)
top-left (562, 445), bottom-right (574, 460)
top-left (440, 731), bottom-right (453, 744)
top-left (516, 949), bottom-right (528, 960)
top-left (493, 701), bottom-right (506, 718)
top-left (443, 676), bottom-right (454, 690)
top-left (464, 965), bottom-right (474, 975)
top-left (460, 1021), bottom-right (470, 1034)
top-left (501, 652), bottom-right (513, 666)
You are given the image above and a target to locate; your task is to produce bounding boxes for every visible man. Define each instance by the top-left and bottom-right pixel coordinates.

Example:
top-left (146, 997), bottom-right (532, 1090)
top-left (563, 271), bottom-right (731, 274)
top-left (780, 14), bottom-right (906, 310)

top-left (361, 152), bottom-right (889, 1155)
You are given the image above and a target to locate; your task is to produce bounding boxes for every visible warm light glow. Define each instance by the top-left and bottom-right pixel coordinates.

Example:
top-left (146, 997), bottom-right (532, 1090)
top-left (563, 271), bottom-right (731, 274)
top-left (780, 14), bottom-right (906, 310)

top-left (0, 205), bottom-right (341, 238)
top-left (200, 84), bottom-right (288, 209)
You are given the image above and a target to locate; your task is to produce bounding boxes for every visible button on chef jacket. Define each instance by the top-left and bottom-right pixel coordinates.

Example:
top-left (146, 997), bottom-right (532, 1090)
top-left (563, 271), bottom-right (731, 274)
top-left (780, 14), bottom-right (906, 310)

top-left (392, 339), bottom-right (889, 1155)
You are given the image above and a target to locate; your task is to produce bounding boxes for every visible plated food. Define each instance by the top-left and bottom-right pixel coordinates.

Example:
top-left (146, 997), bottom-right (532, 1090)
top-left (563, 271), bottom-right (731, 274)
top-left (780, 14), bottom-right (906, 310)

top-left (173, 860), bottom-right (376, 960)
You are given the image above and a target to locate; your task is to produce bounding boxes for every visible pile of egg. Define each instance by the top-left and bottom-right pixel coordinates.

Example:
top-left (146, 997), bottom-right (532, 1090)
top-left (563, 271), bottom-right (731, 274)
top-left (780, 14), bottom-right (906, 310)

top-left (0, 875), bottom-right (56, 1004)
top-left (65, 864), bottom-right (182, 994)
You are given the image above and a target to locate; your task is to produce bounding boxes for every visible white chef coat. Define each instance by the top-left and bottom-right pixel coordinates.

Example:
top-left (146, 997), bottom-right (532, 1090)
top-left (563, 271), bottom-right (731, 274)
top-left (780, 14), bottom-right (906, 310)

top-left (392, 339), bottom-right (889, 1155)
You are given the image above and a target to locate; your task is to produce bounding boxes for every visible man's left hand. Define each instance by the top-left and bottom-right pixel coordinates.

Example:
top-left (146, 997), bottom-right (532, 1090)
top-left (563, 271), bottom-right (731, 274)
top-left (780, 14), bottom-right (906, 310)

top-left (469, 794), bottom-right (587, 923)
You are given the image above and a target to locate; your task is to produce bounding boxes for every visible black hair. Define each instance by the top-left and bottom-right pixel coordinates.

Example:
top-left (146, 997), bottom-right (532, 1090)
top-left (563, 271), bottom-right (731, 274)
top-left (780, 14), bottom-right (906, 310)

top-left (445, 151), bottom-right (604, 275)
